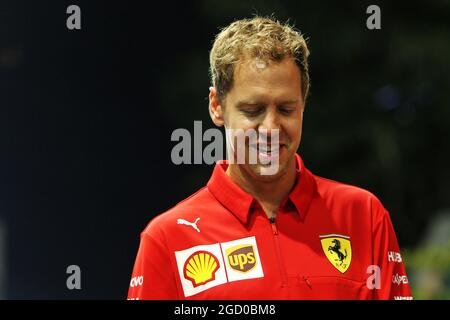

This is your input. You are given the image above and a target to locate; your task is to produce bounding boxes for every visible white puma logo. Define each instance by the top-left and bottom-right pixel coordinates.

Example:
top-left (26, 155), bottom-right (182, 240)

top-left (177, 217), bottom-right (201, 233)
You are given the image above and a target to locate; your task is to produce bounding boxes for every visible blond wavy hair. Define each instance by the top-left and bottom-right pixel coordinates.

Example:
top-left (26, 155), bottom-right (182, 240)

top-left (210, 16), bottom-right (310, 103)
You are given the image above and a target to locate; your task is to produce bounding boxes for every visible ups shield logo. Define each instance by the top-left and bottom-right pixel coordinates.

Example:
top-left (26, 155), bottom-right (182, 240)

top-left (226, 244), bottom-right (257, 273)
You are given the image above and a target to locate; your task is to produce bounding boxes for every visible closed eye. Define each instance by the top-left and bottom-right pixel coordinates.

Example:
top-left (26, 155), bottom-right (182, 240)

top-left (278, 106), bottom-right (295, 115)
top-left (241, 107), bottom-right (265, 117)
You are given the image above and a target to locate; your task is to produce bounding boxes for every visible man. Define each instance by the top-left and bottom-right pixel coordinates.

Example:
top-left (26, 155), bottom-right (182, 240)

top-left (127, 16), bottom-right (412, 300)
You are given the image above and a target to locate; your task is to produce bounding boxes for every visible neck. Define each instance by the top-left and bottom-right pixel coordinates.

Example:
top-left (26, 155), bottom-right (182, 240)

top-left (226, 157), bottom-right (297, 218)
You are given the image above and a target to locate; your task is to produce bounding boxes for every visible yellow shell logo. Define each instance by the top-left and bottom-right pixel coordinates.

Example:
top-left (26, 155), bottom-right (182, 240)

top-left (183, 251), bottom-right (220, 287)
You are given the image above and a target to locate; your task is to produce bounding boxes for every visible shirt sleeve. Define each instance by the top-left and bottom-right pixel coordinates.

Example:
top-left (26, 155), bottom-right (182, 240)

top-left (372, 205), bottom-right (413, 300)
top-left (127, 231), bottom-right (179, 300)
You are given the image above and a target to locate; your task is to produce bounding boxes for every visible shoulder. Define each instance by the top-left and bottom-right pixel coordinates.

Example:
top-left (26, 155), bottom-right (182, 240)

top-left (141, 186), bottom-right (214, 237)
top-left (313, 174), bottom-right (387, 213)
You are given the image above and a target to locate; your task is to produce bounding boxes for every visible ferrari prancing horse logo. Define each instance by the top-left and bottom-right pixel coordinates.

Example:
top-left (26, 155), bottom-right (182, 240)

top-left (320, 234), bottom-right (352, 273)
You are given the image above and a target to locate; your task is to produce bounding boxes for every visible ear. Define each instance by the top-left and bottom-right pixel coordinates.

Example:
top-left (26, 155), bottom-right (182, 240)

top-left (209, 87), bottom-right (225, 127)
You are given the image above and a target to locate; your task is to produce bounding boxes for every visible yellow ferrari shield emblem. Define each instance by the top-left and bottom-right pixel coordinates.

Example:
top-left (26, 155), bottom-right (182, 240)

top-left (320, 234), bottom-right (352, 273)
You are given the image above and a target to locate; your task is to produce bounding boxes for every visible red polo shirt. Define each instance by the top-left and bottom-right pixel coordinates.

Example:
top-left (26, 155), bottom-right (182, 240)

top-left (127, 154), bottom-right (412, 300)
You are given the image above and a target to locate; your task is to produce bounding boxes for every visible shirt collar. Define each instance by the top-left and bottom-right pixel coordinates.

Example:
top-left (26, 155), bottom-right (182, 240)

top-left (207, 153), bottom-right (317, 225)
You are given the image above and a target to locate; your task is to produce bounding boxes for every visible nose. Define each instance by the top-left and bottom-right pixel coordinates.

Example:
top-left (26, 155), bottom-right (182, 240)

top-left (258, 107), bottom-right (281, 141)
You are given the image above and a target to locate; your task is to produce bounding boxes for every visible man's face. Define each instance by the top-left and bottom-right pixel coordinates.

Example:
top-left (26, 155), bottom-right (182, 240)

top-left (219, 57), bottom-right (304, 181)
